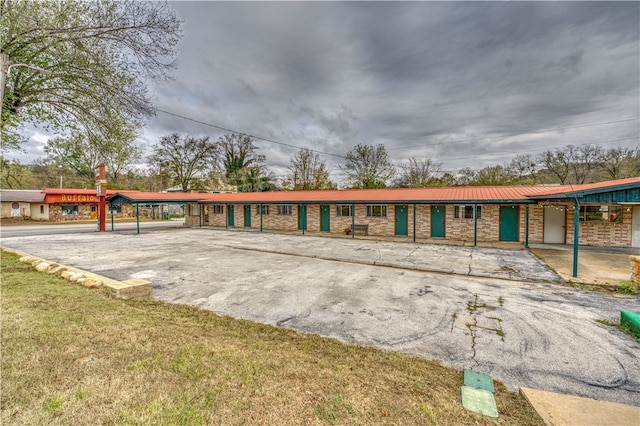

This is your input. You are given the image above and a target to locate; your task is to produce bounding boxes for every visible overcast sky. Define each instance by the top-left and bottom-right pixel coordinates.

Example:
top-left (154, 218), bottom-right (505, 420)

top-left (22, 1), bottom-right (640, 183)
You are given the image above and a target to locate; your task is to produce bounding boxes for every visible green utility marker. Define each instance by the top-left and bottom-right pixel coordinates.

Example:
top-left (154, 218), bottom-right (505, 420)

top-left (464, 369), bottom-right (495, 393)
top-left (620, 311), bottom-right (640, 339)
top-left (461, 386), bottom-right (499, 418)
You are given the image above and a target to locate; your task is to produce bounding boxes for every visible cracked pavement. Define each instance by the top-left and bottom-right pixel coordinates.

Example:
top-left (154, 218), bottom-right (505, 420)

top-left (2, 228), bottom-right (638, 406)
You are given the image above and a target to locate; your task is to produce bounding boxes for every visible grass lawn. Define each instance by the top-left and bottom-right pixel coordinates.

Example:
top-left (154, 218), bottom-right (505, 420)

top-left (1, 251), bottom-right (543, 425)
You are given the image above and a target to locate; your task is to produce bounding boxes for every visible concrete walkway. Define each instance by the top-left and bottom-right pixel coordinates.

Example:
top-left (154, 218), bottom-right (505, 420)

top-left (530, 244), bottom-right (639, 287)
top-left (520, 387), bottom-right (640, 426)
top-left (204, 229), bottom-right (563, 283)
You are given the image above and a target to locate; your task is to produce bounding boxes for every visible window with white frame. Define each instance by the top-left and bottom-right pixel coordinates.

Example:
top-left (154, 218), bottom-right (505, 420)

top-left (189, 204), bottom-right (200, 216)
top-left (366, 205), bottom-right (387, 217)
top-left (277, 205), bottom-right (292, 215)
top-left (579, 205), bottom-right (622, 223)
top-left (257, 204), bottom-right (270, 215)
top-left (454, 205), bottom-right (481, 219)
top-left (336, 204), bottom-right (352, 216)
top-left (212, 205), bottom-right (224, 214)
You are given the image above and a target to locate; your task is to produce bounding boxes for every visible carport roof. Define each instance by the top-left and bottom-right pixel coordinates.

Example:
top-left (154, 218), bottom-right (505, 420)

top-left (527, 177), bottom-right (640, 201)
top-left (107, 191), bottom-right (208, 204)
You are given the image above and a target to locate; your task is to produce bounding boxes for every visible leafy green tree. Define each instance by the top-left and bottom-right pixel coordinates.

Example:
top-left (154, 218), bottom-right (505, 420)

top-left (393, 157), bottom-right (442, 188)
top-left (218, 133), bottom-right (273, 192)
top-left (287, 148), bottom-right (336, 190)
top-left (1, 0), bottom-right (182, 149)
top-left (149, 133), bottom-right (218, 192)
top-left (0, 156), bottom-right (32, 188)
top-left (340, 143), bottom-right (395, 189)
top-left (44, 126), bottom-right (140, 186)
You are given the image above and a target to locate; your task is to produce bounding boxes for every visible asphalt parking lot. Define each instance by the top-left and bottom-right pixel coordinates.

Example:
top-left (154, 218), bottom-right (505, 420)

top-left (2, 227), bottom-right (639, 407)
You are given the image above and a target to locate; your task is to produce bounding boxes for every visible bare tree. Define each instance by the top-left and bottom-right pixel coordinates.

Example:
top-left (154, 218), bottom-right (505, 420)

top-left (507, 154), bottom-right (539, 184)
top-left (540, 148), bottom-right (572, 184)
top-left (599, 146), bottom-right (639, 180)
top-left (287, 148), bottom-right (335, 190)
top-left (569, 144), bottom-right (602, 184)
top-left (149, 134), bottom-right (218, 192)
top-left (393, 157), bottom-right (442, 187)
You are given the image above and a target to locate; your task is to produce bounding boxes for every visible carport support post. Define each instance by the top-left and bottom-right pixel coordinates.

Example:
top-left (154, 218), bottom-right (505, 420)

top-left (110, 204), bottom-right (114, 231)
top-left (573, 202), bottom-right (579, 277)
top-left (136, 203), bottom-right (140, 235)
top-left (259, 204), bottom-right (263, 232)
top-left (199, 204), bottom-right (202, 227)
top-left (351, 203), bottom-right (355, 239)
top-left (225, 205), bottom-right (228, 229)
top-left (413, 203), bottom-right (416, 242)
top-left (525, 205), bottom-right (530, 248)
top-left (473, 204), bottom-right (478, 247)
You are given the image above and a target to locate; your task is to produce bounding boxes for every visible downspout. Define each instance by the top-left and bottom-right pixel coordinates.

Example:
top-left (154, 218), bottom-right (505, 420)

top-left (199, 204), bottom-right (202, 227)
top-left (260, 204), bottom-right (263, 232)
top-left (225, 205), bottom-right (228, 230)
top-left (136, 203), bottom-right (140, 235)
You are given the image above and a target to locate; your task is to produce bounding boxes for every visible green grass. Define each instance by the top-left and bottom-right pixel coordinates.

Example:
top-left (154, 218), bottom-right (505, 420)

top-left (1, 250), bottom-right (543, 425)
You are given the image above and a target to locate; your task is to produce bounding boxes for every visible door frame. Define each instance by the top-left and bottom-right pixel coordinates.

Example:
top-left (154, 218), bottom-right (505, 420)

top-left (298, 204), bottom-right (307, 231)
top-left (633, 206), bottom-right (640, 248)
top-left (499, 205), bottom-right (520, 242)
top-left (243, 205), bottom-right (251, 228)
top-left (543, 206), bottom-right (566, 244)
top-left (227, 205), bottom-right (234, 227)
top-left (320, 205), bottom-right (330, 232)
top-left (395, 205), bottom-right (408, 236)
top-left (430, 205), bottom-right (446, 238)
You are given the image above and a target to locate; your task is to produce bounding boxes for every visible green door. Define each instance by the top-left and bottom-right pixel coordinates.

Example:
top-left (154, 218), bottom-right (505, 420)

top-left (244, 205), bottom-right (251, 228)
top-left (227, 205), bottom-right (234, 226)
top-left (298, 205), bottom-right (307, 230)
top-left (431, 206), bottom-right (445, 238)
top-left (320, 205), bottom-right (330, 232)
top-left (395, 205), bottom-right (408, 236)
top-left (500, 206), bottom-right (519, 241)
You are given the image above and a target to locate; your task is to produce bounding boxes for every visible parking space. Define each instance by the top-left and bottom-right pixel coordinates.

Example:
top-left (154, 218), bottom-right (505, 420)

top-left (2, 228), bottom-right (639, 407)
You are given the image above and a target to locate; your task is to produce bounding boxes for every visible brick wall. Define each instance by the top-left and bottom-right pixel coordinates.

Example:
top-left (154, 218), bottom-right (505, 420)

top-left (184, 201), bottom-right (636, 247)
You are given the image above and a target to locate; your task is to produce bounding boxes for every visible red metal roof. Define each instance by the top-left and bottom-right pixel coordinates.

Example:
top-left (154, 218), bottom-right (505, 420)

top-left (196, 185), bottom-right (566, 204)
top-left (53, 177), bottom-right (640, 205)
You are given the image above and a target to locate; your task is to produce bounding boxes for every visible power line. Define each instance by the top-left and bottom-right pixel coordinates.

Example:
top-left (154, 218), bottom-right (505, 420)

top-left (390, 116), bottom-right (640, 150)
top-left (436, 136), bottom-right (640, 173)
top-left (156, 108), bottom-right (346, 159)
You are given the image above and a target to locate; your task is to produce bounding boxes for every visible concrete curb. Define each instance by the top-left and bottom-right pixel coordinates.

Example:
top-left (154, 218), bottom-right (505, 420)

top-left (1, 246), bottom-right (152, 300)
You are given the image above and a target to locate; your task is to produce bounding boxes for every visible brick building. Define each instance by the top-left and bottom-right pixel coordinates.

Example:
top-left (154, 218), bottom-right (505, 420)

top-left (173, 177), bottom-right (640, 248)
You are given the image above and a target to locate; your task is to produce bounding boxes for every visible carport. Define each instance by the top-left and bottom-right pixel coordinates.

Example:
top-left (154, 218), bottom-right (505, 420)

top-left (107, 192), bottom-right (207, 234)
top-left (529, 179), bottom-right (640, 277)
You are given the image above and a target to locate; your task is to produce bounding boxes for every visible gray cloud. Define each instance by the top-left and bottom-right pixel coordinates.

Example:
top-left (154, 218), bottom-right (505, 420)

top-left (12, 1), bottom-right (639, 183)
